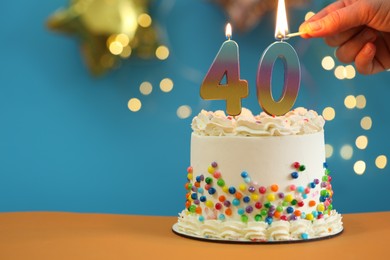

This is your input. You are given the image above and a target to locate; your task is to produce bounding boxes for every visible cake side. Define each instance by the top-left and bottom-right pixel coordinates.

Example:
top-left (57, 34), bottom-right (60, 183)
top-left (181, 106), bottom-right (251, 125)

top-left (177, 108), bottom-right (343, 241)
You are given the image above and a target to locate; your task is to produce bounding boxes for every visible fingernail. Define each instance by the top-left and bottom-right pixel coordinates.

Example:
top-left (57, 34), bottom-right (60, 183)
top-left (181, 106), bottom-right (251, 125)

top-left (307, 21), bottom-right (322, 32)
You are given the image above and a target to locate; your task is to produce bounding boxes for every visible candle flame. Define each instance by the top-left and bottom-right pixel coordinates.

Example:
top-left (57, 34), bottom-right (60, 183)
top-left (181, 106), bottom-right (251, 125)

top-left (275, 0), bottom-right (289, 40)
top-left (225, 23), bottom-right (232, 39)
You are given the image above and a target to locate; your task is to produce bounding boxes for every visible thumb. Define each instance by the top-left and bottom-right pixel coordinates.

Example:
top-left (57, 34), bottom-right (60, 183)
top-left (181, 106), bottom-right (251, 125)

top-left (300, 2), bottom-right (367, 37)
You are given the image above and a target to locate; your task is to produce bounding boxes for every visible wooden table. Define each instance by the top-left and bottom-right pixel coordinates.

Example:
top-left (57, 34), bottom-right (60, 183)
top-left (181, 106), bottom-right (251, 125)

top-left (0, 211), bottom-right (388, 259)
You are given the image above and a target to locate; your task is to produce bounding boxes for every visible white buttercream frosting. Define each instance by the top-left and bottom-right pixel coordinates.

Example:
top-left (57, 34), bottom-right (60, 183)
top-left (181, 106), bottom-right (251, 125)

top-left (192, 107), bottom-right (325, 136)
top-left (177, 211), bottom-right (343, 241)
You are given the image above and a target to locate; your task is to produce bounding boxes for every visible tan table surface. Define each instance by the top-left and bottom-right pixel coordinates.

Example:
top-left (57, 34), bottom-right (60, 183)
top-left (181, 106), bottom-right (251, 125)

top-left (0, 211), bottom-right (388, 259)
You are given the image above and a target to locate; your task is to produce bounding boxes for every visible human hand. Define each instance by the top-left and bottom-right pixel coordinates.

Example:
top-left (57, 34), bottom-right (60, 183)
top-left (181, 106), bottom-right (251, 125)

top-left (299, 0), bottom-right (390, 74)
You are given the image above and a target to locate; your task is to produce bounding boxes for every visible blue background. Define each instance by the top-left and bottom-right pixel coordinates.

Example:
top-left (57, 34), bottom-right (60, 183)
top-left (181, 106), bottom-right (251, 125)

top-left (1, 0), bottom-right (389, 216)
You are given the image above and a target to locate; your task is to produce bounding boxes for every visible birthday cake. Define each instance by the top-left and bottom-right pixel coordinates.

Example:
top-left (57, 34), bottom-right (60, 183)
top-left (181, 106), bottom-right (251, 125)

top-left (175, 107), bottom-right (343, 242)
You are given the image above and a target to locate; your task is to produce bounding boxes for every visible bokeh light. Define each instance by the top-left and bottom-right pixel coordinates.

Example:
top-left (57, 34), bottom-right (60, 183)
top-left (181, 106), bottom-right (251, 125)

top-left (334, 66), bottom-right (346, 80)
top-left (344, 95), bottom-right (356, 109)
top-left (355, 135), bottom-right (368, 150)
top-left (138, 13), bottom-right (152, 28)
top-left (139, 81), bottom-right (153, 95)
top-left (160, 78), bottom-right (174, 93)
top-left (325, 144), bottom-right (334, 158)
top-left (340, 144), bottom-right (353, 160)
top-left (355, 95), bottom-right (366, 109)
top-left (156, 45), bottom-right (169, 60)
top-left (177, 105), bottom-right (192, 119)
top-left (321, 56), bottom-right (335, 71)
top-left (345, 65), bottom-right (356, 79)
top-left (322, 107), bottom-right (335, 121)
top-left (109, 41), bottom-right (123, 55)
top-left (354, 160), bottom-right (366, 175)
top-left (375, 155), bottom-right (387, 169)
top-left (128, 98), bottom-right (142, 112)
top-left (360, 116), bottom-right (372, 130)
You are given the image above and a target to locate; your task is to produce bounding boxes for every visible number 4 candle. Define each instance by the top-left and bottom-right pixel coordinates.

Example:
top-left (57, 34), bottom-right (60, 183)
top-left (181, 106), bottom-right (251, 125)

top-left (257, 0), bottom-right (301, 116)
top-left (200, 23), bottom-right (249, 116)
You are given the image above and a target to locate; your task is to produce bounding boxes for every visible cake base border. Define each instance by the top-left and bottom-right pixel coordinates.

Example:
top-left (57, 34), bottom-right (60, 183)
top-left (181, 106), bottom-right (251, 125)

top-left (172, 223), bottom-right (343, 244)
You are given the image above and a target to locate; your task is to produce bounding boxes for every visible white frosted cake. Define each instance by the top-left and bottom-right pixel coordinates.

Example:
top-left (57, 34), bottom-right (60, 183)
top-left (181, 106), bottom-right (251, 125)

top-left (176, 107), bottom-right (343, 242)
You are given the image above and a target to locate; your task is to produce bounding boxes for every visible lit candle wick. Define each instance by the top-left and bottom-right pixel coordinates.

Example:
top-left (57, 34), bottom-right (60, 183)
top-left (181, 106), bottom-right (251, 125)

top-left (226, 23), bottom-right (232, 40)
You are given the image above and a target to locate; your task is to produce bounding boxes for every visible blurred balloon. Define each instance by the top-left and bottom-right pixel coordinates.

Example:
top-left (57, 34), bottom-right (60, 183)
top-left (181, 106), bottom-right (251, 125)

top-left (47, 0), bottom-right (160, 76)
top-left (214, 0), bottom-right (311, 32)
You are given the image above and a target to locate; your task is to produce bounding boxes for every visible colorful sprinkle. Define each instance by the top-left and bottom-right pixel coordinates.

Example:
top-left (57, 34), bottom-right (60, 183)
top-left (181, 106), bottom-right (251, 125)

top-left (261, 209), bottom-right (268, 216)
top-left (218, 195), bottom-right (226, 202)
top-left (291, 172), bottom-right (299, 179)
top-left (293, 162), bottom-right (300, 169)
top-left (218, 214), bottom-right (225, 220)
top-left (225, 208), bottom-right (232, 216)
top-left (251, 194), bottom-right (259, 201)
top-left (228, 187), bottom-right (236, 194)
top-left (195, 206), bottom-right (202, 214)
top-left (306, 213), bottom-right (314, 221)
top-left (289, 185), bottom-right (296, 191)
top-left (232, 198), bottom-right (240, 206)
top-left (317, 203), bottom-right (325, 212)
top-left (238, 208), bottom-right (245, 215)
top-left (246, 206), bottom-right (253, 213)
top-left (189, 205), bottom-right (196, 213)
top-left (241, 171), bottom-right (248, 178)
top-left (243, 196), bottom-right (250, 203)
top-left (301, 233), bottom-right (309, 240)
top-left (187, 166), bottom-right (193, 173)
top-left (217, 179), bottom-right (225, 187)
top-left (223, 200), bottom-right (231, 207)
top-left (248, 186), bottom-right (256, 193)
top-left (265, 216), bottom-right (273, 224)
top-left (198, 187), bottom-right (204, 194)
top-left (215, 203), bottom-right (222, 210)
top-left (222, 186), bottom-right (229, 193)
top-left (267, 194), bottom-right (275, 201)
top-left (207, 166), bottom-right (215, 174)
top-left (235, 192), bottom-right (243, 199)
top-left (213, 171), bottom-right (221, 179)
top-left (259, 186), bottom-right (267, 194)
top-left (255, 202), bottom-right (262, 209)
top-left (299, 165), bottom-right (306, 171)
top-left (270, 184), bottom-right (279, 192)
top-left (294, 210), bottom-right (301, 217)
top-left (244, 177), bottom-right (251, 183)
top-left (255, 214), bottom-right (262, 222)
top-left (205, 177), bottom-right (213, 184)
top-left (284, 194), bottom-right (293, 202)
top-left (241, 215), bottom-right (249, 223)
top-left (191, 193), bottom-right (198, 200)
top-left (309, 200), bottom-right (316, 207)
top-left (286, 207), bottom-right (294, 214)
top-left (208, 187), bottom-right (216, 195)
top-left (199, 196), bottom-right (206, 202)
top-left (198, 216), bottom-right (204, 222)
top-left (239, 184), bottom-right (246, 191)
top-left (211, 161), bottom-right (218, 168)
top-left (205, 201), bottom-right (214, 208)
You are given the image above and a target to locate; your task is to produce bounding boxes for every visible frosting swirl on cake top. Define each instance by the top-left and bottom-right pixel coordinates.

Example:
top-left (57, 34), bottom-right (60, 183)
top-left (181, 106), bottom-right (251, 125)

top-left (192, 107), bottom-right (325, 136)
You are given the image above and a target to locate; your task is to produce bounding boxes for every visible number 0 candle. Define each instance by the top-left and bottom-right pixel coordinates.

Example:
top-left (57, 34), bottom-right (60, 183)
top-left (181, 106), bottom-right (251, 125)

top-left (200, 23), bottom-right (249, 116)
top-left (257, 0), bottom-right (301, 116)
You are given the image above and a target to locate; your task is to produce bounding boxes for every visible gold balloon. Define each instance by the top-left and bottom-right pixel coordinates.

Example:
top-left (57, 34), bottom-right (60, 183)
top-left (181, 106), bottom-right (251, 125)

top-left (47, 0), bottom-right (160, 76)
